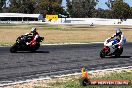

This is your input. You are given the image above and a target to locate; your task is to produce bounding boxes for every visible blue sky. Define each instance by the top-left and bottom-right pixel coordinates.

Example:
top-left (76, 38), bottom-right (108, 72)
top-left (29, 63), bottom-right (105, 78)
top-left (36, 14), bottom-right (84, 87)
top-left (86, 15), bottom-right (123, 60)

top-left (62, 0), bottom-right (132, 9)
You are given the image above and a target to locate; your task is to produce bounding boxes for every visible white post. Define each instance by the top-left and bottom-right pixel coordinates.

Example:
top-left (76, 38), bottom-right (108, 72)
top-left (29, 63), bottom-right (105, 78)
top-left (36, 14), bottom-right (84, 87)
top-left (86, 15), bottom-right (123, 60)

top-left (22, 17), bottom-right (23, 22)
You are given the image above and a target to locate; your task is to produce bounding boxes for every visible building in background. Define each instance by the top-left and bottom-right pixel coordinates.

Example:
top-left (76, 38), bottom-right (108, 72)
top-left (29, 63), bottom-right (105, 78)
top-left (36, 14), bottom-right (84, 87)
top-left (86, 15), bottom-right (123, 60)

top-left (0, 13), bottom-right (44, 22)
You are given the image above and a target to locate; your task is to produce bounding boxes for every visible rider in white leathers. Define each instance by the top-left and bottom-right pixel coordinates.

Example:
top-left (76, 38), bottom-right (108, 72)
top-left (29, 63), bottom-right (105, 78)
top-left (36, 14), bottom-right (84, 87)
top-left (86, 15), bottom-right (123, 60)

top-left (106, 28), bottom-right (126, 46)
top-left (104, 28), bottom-right (126, 53)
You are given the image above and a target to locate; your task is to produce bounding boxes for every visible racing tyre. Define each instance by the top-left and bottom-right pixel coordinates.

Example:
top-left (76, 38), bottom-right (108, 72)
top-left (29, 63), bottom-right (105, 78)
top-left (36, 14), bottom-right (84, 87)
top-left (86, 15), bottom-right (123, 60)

top-left (10, 43), bottom-right (17, 53)
top-left (100, 50), bottom-right (105, 58)
top-left (30, 43), bottom-right (40, 52)
top-left (115, 47), bottom-right (123, 57)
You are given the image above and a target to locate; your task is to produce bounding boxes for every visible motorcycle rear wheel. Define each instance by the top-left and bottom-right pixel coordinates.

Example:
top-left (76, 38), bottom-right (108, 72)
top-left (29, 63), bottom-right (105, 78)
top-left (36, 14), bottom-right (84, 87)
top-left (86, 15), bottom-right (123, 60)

top-left (30, 43), bottom-right (40, 52)
top-left (115, 47), bottom-right (123, 57)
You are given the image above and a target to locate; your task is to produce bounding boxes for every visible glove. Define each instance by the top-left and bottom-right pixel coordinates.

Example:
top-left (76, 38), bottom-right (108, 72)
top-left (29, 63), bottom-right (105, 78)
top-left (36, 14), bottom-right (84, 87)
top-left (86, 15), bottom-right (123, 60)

top-left (26, 42), bottom-right (30, 45)
top-left (118, 44), bottom-right (122, 49)
top-left (107, 39), bottom-right (111, 43)
top-left (114, 44), bottom-right (122, 49)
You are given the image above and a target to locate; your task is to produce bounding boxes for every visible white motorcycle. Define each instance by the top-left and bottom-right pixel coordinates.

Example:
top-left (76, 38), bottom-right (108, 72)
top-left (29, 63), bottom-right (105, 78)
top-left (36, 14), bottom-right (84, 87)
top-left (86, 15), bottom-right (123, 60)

top-left (100, 38), bottom-right (123, 58)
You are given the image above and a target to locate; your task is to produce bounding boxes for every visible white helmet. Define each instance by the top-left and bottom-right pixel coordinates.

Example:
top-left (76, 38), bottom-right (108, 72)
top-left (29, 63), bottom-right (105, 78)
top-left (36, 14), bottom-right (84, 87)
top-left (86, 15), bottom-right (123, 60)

top-left (31, 27), bottom-right (36, 33)
top-left (116, 28), bottom-right (122, 36)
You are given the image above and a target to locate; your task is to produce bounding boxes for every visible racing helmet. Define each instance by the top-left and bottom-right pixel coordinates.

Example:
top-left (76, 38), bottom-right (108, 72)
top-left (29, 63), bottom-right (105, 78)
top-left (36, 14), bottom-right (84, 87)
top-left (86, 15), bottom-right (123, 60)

top-left (31, 27), bottom-right (37, 33)
top-left (116, 28), bottom-right (122, 36)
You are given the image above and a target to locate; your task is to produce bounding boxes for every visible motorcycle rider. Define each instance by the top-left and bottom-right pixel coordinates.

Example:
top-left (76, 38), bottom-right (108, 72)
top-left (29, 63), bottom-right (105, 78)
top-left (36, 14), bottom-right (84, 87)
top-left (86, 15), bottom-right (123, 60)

top-left (26, 27), bottom-right (39, 46)
top-left (107, 28), bottom-right (126, 48)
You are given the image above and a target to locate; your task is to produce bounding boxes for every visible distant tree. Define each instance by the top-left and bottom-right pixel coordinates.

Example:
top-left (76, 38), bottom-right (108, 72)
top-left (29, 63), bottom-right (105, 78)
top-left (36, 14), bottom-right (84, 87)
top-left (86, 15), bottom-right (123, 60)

top-left (8, 0), bottom-right (20, 12)
top-left (111, 0), bottom-right (131, 19)
top-left (0, 0), bottom-right (6, 12)
top-left (84, 0), bottom-right (99, 17)
top-left (105, 0), bottom-right (115, 9)
top-left (66, 0), bottom-right (74, 17)
top-left (94, 8), bottom-right (112, 18)
top-left (66, 0), bottom-right (98, 18)
top-left (56, 0), bottom-right (63, 4)
top-left (8, 0), bottom-right (36, 13)
top-left (71, 0), bottom-right (85, 18)
top-left (7, 0), bottom-right (66, 17)
top-left (34, 0), bottom-right (67, 17)
top-left (20, 0), bottom-right (36, 13)
top-left (129, 7), bottom-right (132, 18)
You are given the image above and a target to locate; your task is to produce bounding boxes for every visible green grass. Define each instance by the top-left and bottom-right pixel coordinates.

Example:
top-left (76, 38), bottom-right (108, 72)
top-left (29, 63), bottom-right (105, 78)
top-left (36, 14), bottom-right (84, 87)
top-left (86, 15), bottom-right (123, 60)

top-left (46, 72), bottom-right (132, 88)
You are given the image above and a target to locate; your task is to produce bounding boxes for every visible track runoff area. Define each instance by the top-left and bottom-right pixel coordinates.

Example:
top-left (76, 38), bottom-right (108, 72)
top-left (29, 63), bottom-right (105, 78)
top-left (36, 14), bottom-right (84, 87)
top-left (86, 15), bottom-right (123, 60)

top-left (0, 42), bottom-right (132, 86)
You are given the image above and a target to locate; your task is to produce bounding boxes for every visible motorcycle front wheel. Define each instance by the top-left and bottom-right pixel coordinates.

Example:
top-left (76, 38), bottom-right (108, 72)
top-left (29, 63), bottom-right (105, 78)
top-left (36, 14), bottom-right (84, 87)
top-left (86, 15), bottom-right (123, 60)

top-left (100, 50), bottom-right (106, 58)
top-left (10, 43), bottom-right (18, 53)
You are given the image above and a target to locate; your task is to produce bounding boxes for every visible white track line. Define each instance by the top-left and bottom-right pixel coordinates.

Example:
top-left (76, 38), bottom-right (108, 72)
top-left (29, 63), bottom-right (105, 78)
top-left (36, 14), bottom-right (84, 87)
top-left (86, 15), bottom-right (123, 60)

top-left (42, 42), bottom-right (103, 46)
top-left (0, 42), bottom-right (103, 47)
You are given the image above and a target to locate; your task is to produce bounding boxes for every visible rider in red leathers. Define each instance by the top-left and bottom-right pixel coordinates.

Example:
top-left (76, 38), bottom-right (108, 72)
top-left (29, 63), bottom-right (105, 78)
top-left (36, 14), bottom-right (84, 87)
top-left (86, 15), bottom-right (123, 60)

top-left (26, 28), bottom-right (39, 46)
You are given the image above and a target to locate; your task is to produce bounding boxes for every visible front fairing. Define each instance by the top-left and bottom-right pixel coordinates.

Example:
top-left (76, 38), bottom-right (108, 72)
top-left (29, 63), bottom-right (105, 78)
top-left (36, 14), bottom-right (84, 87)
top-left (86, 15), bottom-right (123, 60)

top-left (103, 39), bottom-right (119, 55)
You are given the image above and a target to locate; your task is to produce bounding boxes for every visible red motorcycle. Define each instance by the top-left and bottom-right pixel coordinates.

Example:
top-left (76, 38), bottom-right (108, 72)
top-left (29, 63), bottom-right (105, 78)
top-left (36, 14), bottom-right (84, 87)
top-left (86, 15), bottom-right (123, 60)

top-left (10, 35), bottom-right (44, 53)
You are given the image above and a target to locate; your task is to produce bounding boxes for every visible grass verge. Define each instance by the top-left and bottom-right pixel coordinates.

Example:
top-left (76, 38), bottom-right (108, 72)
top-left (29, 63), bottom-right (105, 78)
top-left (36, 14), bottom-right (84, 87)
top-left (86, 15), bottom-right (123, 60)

top-left (4, 71), bottom-right (132, 88)
top-left (47, 72), bottom-right (132, 88)
top-left (0, 24), bottom-right (132, 46)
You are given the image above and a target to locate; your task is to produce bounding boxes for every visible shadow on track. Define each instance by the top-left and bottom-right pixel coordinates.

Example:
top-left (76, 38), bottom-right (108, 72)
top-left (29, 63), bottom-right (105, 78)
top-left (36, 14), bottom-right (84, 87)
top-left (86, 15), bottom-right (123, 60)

top-left (104, 56), bottom-right (131, 59)
top-left (16, 51), bottom-right (50, 53)
top-left (35, 51), bottom-right (50, 53)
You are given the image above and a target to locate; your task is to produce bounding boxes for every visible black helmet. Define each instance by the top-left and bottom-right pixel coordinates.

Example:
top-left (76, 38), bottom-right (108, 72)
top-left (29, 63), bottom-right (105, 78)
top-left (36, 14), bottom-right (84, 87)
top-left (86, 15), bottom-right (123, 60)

top-left (116, 28), bottom-right (122, 36)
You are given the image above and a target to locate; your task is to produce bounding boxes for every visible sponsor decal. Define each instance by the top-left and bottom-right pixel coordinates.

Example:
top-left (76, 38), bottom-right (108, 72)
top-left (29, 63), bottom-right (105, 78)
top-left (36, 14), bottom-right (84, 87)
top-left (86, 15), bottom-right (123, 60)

top-left (46, 15), bottom-right (58, 21)
top-left (80, 67), bottom-right (131, 86)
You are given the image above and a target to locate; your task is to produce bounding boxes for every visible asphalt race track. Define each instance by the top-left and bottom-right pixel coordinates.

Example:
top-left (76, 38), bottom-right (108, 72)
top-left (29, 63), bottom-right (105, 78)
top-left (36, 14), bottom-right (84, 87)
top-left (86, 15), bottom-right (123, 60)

top-left (0, 43), bottom-right (132, 84)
